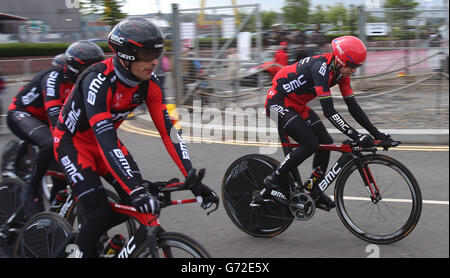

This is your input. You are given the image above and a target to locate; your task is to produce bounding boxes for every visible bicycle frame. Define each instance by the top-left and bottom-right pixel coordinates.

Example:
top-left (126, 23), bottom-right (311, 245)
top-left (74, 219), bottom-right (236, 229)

top-left (108, 181), bottom-right (198, 258)
top-left (280, 141), bottom-right (382, 201)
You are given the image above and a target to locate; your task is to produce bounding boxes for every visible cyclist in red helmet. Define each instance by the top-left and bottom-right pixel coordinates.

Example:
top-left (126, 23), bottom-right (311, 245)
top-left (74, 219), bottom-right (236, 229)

top-left (254, 35), bottom-right (393, 211)
top-left (7, 41), bottom-right (104, 217)
top-left (53, 17), bottom-right (218, 257)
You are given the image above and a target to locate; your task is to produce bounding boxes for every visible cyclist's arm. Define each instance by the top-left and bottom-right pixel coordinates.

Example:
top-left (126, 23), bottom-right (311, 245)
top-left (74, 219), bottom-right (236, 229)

top-left (146, 78), bottom-right (193, 177)
top-left (312, 63), bottom-right (360, 140)
top-left (339, 78), bottom-right (385, 139)
top-left (42, 70), bottom-right (64, 131)
top-left (81, 72), bottom-right (141, 195)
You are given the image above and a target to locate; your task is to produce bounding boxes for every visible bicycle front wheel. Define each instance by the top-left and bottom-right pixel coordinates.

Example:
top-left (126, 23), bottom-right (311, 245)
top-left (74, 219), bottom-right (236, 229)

top-left (335, 154), bottom-right (422, 244)
top-left (13, 211), bottom-right (73, 258)
top-left (0, 178), bottom-right (27, 226)
top-left (132, 232), bottom-right (211, 258)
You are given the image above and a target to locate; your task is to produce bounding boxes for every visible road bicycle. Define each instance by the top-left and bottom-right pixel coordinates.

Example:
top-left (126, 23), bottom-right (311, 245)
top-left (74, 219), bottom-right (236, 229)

top-left (0, 174), bottom-right (136, 257)
top-left (222, 138), bottom-right (422, 244)
top-left (1, 139), bottom-right (65, 202)
top-left (12, 169), bottom-right (218, 258)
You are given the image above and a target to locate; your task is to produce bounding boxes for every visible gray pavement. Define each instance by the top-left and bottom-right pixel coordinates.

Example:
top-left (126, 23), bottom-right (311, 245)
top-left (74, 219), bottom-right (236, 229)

top-left (135, 81), bottom-right (449, 144)
top-left (1, 72), bottom-right (448, 144)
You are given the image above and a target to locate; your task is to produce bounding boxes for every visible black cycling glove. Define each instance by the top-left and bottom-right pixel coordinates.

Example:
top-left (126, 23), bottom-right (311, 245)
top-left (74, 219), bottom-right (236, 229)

top-left (129, 187), bottom-right (160, 215)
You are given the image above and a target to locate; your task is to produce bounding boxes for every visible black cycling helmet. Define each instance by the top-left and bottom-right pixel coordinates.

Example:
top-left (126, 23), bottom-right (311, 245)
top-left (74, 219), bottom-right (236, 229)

top-left (107, 17), bottom-right (164, 62)
top-left (52, 53), bottom-right (66, 68)
top-left (64, 40), bottom-right (105, 80)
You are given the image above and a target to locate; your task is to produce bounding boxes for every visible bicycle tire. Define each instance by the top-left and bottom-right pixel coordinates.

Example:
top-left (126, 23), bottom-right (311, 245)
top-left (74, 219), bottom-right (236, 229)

top-left (0, 178), bottom-right (27, 226)
top-left (222, 154), bottom-right (294, 237)
top-left (334, 154), bottom-right (422, 244)
top-left (12, 211), bottom-right (73, 258)
top-left (132, 232), bottom-right (211, 258)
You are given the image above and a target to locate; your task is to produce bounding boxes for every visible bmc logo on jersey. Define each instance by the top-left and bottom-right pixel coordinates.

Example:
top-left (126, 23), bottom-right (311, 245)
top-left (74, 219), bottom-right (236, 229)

top-left (87, 73), bottom-right (107, 105)
top-left (282, 74), bottom-right (307, 93)
top-left (46, 71), bottom-right (59, 97)
top-left (319, 62), bottom-right (327, 76)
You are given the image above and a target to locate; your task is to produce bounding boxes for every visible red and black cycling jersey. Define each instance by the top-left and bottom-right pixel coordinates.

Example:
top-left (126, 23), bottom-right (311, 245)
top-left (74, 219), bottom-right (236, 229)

top-left (54, 57), bottom-right (193, 195)
top-left (266, 53), bottom-right (382, 140)
top-left (8, 66), bottom-right (73, 129)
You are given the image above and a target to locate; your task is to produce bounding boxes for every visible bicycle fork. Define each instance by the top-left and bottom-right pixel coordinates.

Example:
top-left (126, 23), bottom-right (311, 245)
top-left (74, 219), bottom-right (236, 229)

top-left (354, 155), bottom-right (381, 203)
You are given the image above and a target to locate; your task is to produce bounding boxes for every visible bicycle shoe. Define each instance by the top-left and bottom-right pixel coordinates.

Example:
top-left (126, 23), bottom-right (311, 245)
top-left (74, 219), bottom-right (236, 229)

top-left (315, 192), bottom-right (335, 211)
top-left (262, 174), bottom-right (288, 204)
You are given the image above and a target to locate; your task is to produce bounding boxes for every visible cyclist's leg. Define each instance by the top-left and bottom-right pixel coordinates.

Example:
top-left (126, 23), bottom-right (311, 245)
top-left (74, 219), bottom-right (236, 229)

top-left (305, 109), bottom-right (334, 172)
top-left (7, 110), bottom-right (53, 216)
top-left (55, 134), bottom-right (114, 258)
top-left (297, 108), bottom-right (335, 210)
top-left (266, 99), bottom-right (319, 182)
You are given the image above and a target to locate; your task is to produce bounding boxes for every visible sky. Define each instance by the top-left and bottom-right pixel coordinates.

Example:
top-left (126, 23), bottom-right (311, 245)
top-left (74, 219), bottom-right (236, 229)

top-left (122, 0), bottom-right (447, 15)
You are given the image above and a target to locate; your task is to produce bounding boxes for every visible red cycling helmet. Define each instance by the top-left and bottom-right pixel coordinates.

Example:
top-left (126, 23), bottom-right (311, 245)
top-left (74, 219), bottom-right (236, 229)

top-left (331, 36), bottom-right (367, 68)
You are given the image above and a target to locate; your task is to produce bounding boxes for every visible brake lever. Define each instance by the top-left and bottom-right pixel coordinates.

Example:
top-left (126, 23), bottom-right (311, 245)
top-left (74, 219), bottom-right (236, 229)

top-left (206, 201), bottom-right (219, 216)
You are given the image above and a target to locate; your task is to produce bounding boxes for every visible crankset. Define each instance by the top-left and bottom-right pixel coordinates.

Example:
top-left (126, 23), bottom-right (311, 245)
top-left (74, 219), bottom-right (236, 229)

top-left (250, 190), bottom-right (316, 221)
top-left (289, 192), bottom-right (315, 221)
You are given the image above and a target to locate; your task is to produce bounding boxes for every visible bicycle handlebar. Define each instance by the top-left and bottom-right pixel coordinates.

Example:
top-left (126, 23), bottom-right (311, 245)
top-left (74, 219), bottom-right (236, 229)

top-left (143, 168), bottom-right (219, 215)
top-left (344, 138), bottom-right (402, 152)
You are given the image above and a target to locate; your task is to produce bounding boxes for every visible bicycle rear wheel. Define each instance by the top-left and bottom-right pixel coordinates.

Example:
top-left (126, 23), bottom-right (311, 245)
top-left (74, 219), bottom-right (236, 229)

top-left (132, 232), bottom-right (211, 258)
top-left (13, 211), bottom-right (73, 258)
top-left (222, 154), bottom-right (294, 237)
top-left (0, 178), bottom-right (27, 226)
top-left (335, 154), bottom-right (422, 244)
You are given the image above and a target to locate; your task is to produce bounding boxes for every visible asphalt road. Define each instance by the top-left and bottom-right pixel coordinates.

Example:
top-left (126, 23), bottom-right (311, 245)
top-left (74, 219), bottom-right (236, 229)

top-left (1, 80), bottom-right (448, 259)
top-left (118, 119), bottom-right (448, 258)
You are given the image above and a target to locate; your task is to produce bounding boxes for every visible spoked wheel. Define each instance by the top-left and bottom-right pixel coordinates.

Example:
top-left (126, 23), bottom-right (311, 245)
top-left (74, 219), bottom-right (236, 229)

top-left (13, 212), bottom-right (73, 258)
top-left (222, 154), bottom-right (294, 237)
top-left (132, 232), bottom-right (211, 258)
top-left (0, 178), bottom-right (27, 226)
top-left (335, 154), bottom-right (422, 244)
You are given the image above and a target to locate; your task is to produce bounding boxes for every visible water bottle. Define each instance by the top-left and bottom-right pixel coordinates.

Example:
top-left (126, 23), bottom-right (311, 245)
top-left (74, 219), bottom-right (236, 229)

top-left (50, 189), bottom-right (69, 211)
top-left (304, 167), bottom-right (324, 192)
top-left (102, 234), bottom-right (126, 258)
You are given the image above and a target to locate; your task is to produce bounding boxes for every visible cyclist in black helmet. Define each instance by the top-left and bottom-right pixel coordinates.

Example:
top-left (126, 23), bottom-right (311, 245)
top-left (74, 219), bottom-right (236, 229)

top-left (52, 53), bottom-right (66, 68)
top-left (53, 17), bottom-right (218, 257)
top-left (7, 40), bottom-right (104, 217)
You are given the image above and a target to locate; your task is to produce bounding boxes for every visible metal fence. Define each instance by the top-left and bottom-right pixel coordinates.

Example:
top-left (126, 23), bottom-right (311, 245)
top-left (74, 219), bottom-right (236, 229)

top-left (1, 5), bottom-right (448, 110)
top-left (171, 3), bottom-right (269, 108)
top-left (169, 4), bottom-right (449, 108)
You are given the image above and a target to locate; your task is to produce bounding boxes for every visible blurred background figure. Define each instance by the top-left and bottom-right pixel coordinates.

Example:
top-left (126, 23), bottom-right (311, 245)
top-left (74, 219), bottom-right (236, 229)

top-left (274, 41), bottom-right (289, 66)
top-left (310, 24), bottom-right (328, 52)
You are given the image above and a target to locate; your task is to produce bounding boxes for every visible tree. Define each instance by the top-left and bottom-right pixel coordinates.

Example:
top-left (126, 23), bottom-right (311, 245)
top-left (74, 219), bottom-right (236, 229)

top-left (261, 11), bottom-right (278, 30)
top-left (309, 5), bottom-right (328, 25)
top-left (383, 0), bottom-right (419, 21)
top-left (282, 0), bottom-right (311, 25)
top-left (383, 0), bottom-right (419, 39)
top-left (80, 0), bottom-right (127, 26)
top-left (102, 0), bottom-right (127, 26)
top-left (325, 3), bottom-right (349, 28)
